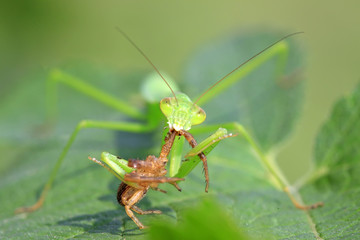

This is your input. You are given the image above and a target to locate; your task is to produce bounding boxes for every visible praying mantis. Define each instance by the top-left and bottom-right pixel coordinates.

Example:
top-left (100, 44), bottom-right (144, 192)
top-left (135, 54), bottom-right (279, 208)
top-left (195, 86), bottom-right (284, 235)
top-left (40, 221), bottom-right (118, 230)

top-left (15, 29), bottom-right (322, 221)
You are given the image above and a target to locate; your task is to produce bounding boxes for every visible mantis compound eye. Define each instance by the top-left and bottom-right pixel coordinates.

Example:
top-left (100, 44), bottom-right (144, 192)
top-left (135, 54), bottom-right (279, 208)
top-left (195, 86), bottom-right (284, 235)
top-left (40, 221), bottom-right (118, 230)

top-left (160, 97), bottom-right (174, 118)
top-left (191, 107), bottom-right (206, 126)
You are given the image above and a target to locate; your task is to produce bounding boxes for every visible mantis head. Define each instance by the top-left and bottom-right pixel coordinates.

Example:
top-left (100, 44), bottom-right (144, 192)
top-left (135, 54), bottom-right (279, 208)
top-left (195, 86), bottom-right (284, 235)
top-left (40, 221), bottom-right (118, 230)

top-left (160, 93), bottom-right (206, 131)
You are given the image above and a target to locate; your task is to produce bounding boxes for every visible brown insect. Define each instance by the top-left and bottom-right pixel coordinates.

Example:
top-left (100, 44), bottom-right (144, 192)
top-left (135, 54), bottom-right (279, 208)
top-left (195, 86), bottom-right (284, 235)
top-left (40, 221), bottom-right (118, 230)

top-left (90, 129), bottom-right (184, 229)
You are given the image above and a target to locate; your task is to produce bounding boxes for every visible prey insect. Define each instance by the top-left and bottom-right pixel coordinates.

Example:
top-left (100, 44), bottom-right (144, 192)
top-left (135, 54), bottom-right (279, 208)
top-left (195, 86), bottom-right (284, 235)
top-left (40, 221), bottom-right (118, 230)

top-left (88, 130), bottom-right (181, 229)
top-left (15, 29), bottom-right (322, 215)
top-left (89, 127), bottom-right (234, 229)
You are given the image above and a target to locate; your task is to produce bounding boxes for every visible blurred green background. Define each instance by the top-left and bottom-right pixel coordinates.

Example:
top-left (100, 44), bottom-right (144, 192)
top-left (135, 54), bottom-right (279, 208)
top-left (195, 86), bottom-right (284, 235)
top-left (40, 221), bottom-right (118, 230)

top-left (0, 0), bottom-right (359, 183)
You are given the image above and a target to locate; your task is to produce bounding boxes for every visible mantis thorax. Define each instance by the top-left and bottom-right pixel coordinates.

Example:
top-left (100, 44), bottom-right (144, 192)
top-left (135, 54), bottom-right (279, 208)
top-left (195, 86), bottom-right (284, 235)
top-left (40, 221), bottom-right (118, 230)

top-left (160, 93), bottom-right (206, 131)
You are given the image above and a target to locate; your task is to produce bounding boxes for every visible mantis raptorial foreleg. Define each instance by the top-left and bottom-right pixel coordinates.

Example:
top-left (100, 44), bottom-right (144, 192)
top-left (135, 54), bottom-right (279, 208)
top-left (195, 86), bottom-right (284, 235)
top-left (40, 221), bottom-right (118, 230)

top-left (158, 128), bottom-right (210, 191)
top-left (179, 130), bottom-right (209, 192)
top-left (173, 128), bottom-right (236, 180)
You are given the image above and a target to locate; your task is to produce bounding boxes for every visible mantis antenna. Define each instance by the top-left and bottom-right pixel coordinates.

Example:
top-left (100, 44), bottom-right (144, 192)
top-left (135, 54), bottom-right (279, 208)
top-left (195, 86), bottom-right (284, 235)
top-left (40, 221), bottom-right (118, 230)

top-left (116, 27), bottom-right (178, 105)
top-left (193, 31), bottom-right (304, 105)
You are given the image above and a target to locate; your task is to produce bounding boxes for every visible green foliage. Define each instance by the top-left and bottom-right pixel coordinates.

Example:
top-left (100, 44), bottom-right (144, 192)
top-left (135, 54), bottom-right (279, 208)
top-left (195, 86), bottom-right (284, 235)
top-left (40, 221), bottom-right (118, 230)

top-left (298, 83), bottom-right (360, 239)
top-left (0, 32), bottom-right (359, 239)
top-left (148, 198), bottom-right (250, 240)
top-left (314, 82), bottom-right (360, 181)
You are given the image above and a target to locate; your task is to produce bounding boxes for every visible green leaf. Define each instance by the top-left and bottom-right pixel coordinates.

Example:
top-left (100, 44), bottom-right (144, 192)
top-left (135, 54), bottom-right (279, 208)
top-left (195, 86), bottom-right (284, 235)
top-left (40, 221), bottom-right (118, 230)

top-left (313, 82), bottom-right (360, 182)
top-left (0, 32), bottom-right (359, 239)
top-left (297, 83), bottom-right (360, 239)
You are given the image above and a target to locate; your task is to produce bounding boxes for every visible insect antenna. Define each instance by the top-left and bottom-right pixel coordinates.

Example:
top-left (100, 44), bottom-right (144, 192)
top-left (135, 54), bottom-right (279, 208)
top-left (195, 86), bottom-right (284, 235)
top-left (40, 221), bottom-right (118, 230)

top-left (193, 31), bottom-right (304, 105)
top-left (116, 27), bottom-right (178, 104)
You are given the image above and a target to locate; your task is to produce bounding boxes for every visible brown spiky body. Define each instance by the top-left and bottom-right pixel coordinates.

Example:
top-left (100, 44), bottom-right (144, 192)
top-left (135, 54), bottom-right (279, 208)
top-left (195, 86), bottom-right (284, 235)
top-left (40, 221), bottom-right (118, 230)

top-left (117, 130), bottom-right (183, 229)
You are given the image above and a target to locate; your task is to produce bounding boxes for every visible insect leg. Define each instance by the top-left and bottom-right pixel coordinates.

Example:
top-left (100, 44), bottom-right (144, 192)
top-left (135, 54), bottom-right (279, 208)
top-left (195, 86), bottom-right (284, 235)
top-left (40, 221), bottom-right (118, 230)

top-left (118, 185), bottom-right (148, 229)
top-left (191, 122), bottom-right (323, 210)
top-left (174, 128), bottom-right (234, 184)
top-left (46, 69), bottom-right (145, 124)
top-left (171, 182), bottom-right (182, 192)
top-left (151, 183), bottom-right (182, 192)
top-left (124, 206), bottom-right (146, 229)
top-left (159, 129), bottom-right (177, 160)
top-left (131, 205), bottom-right (162, 215)
top-left (179, 130), bottom-right (209, 193)
top-left (124, 174), bottom-right (184, 183)
top-left (195, 37), bottom-right (293, 106)
top-left (15, 120), bottom-right (155, 214)
top-left (151, 187), bottom-right (167, 193)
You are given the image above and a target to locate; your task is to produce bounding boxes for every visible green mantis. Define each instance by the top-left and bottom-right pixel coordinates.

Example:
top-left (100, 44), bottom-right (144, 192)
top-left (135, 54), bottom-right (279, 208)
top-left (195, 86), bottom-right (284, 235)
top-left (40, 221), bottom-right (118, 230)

top-left (15, 30), bottom-right (321, 220)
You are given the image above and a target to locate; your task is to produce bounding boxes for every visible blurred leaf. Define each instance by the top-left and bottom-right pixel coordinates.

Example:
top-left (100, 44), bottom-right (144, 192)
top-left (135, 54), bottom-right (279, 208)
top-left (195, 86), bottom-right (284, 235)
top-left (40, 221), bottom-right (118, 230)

top-left (313, 82), bottom-right (360, 182)
top-left (148, 198), bottom-right (250, 240)
top-left (297, 83), bottom-right (360, 239)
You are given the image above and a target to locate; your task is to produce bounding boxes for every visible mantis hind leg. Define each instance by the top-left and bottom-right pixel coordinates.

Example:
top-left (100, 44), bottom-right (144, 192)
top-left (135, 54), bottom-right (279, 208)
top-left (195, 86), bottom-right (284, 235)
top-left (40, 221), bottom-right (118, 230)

top-left (46, 69), bottom-right (145, 124)
top-left (191, 123), bottom-right (323, 210)
top-left (15, 120), bottom-right (156, 214)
